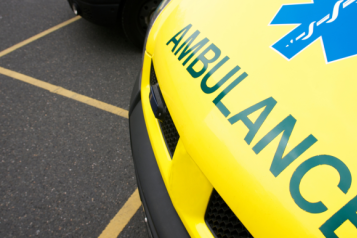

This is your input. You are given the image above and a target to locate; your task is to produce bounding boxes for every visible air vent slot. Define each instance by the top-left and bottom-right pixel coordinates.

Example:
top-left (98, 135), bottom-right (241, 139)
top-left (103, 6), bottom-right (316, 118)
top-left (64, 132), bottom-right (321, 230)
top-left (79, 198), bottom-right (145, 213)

top-left (205, 190), bottom-right (253, 238)
top-left (150, 63), bottom-right (158, 85)
top-left (150, 63), bottom-right (179, 157)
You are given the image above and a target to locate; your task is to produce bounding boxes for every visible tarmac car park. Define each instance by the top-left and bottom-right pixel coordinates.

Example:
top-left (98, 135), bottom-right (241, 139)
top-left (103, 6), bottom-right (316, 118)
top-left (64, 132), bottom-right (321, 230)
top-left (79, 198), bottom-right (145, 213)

top-left (129, 0), bottom-right (357, 237)
top-left (0, 1), bottom-right (147, 237)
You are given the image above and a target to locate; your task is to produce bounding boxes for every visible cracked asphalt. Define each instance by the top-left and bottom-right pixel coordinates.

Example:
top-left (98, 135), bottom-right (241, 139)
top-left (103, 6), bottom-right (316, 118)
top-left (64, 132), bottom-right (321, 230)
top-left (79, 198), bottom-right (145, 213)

top-left (0, 0), bottom-right (148, 237)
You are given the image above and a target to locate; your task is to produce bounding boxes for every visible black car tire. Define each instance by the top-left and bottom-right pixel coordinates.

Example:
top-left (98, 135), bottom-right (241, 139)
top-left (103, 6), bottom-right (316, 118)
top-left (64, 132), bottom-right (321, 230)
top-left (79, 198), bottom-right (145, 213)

top-left (121, 0), bottom-right (161, 49)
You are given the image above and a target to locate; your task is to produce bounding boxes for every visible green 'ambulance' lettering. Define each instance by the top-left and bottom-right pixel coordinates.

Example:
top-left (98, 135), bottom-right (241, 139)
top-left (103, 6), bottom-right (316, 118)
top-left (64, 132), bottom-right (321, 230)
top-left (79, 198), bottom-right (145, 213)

top-left (320, 195), bottom-right (357, 237)
top-left (213, 72), bottom-right (248, 117)
top-left (201, 57), bottom-right (238, 94)
top-left (166, 26), bottom-right (355, 233)
top-left (290, 155), bottom-right (352, 213)
top-left (167, 24), bottom-right (246, 117)
top-left (175, 31), bottom-right (209, 66)
top-left (166, 24), bottom-right (192, 52)
top-left (229, 97), bottom-right (277, 144)
top-left (167, 25), bottom-right (210, 66)
top-left (229, 98), bottom-right (317, 177)
top-left (253, 115), bottom-right (317, 177)
top-left (187, 43), bottom-right (221, 78)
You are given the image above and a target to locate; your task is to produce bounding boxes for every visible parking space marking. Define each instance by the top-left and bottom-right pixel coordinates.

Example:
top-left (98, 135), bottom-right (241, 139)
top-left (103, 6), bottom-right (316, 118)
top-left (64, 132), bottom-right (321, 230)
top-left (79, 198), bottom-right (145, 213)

top-left (0, 67), bottom-right (129, 118)
top-left (0, 16), bottom-right (81, 58)
top-left (0, 14), bottom-right (142, 236)
top-left (0, 66), bottom-right (139, 235)
top-left (99, 189), bottom-right (141, 238)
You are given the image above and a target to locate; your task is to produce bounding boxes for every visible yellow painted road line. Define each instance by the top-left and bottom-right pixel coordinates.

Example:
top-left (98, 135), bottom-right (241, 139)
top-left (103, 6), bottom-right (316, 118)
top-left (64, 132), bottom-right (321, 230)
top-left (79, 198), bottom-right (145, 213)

top-left (1, 67), bottom-right (141, 237)
top-left (0, 16), bottom-right (81, 58)
top-left (1, 66), bottom-right (139, 236)
top-left (0, 67), bottom-right (129, 119)
top-left (0, 14), bottom-right (139, 237)
top-left (99, 189), bottom-right (141, 238)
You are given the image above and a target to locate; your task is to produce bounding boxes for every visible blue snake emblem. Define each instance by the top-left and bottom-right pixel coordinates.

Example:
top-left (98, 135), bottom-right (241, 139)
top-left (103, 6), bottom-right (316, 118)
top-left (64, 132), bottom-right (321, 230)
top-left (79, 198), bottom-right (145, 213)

top-left (271, 0), bottom-right (357, 63)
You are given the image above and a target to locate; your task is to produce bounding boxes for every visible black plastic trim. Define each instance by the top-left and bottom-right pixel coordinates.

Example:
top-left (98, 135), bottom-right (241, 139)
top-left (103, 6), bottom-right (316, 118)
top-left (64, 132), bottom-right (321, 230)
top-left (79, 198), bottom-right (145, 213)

top-left (129, 101), bottom-right (190, 238)
top-left (129, 72), bottom-right (142, 117)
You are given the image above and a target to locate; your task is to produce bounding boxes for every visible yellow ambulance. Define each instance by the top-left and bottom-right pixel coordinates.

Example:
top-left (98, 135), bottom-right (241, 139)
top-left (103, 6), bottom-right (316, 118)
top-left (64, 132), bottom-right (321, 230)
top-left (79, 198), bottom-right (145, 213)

top-left (129, 0), bottom-right (357, 237)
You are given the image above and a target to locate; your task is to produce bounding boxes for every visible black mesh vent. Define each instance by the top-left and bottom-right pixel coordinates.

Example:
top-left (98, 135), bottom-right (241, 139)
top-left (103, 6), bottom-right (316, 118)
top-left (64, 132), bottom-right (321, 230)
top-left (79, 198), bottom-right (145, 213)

top-left (158, 110), bottom-right (179, 157)
top-left (150, 63), bottom-right (158, 85)
top-left (150, 62), bottom-right (179, 157)
top-left (206, 190), bottom-right (253, 238)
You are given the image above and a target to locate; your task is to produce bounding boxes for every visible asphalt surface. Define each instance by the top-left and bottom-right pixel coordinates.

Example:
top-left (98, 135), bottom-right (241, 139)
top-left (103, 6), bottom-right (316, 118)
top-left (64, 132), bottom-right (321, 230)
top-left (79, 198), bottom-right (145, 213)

top-left (0, 1), bottom-right (148, 237)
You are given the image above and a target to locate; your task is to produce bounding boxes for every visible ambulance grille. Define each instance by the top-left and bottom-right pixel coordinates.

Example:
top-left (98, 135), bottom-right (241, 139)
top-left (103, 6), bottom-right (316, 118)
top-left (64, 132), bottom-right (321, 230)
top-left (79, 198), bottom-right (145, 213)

top-left (150, 64), bottom-right (158, 85)
top-left (206, 190), bottom-right (253, 238)
top-left (150, 63), bottom-right (179, 157)
top-left (159, 110), bottom-right (179, 156)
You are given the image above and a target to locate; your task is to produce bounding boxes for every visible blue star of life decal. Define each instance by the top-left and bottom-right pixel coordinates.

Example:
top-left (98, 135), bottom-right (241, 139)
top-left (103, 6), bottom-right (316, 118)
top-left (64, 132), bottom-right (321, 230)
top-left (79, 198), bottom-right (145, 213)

top-left (270, 0), bottom-right (357, 63)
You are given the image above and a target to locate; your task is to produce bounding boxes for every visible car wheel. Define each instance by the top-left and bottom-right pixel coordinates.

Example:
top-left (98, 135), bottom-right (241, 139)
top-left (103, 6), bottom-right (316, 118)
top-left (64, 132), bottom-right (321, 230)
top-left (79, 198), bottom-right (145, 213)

top-left (121, 0), bottom-right (161, 49)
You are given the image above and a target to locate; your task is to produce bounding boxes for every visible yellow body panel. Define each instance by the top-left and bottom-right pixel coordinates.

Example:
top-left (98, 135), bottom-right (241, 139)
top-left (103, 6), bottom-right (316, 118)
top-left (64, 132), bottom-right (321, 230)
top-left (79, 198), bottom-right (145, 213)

top-left (142, 0), bottom-right (357, 237)
top-left (142, 51), bottom-right (215, 237)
